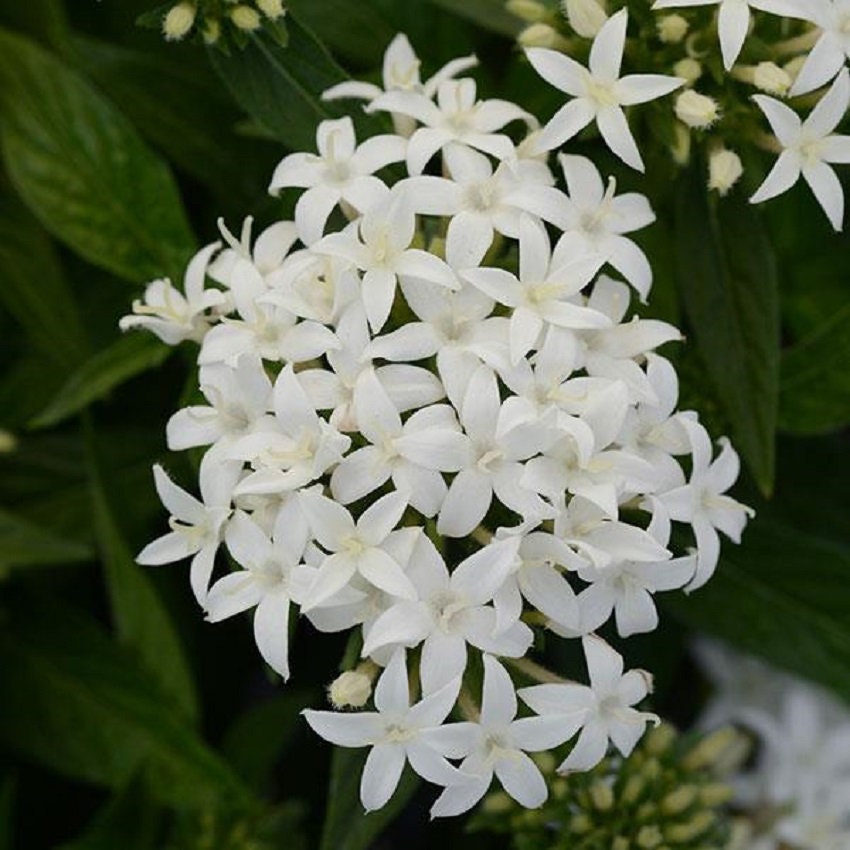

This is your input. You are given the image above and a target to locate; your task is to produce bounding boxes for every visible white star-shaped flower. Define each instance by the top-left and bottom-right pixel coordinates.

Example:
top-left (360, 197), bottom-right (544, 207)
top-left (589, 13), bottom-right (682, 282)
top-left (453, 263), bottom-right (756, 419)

top-left (519, 635), bottom-right (658, 772)
top-left (525, 10), bottom-right (683, 170)
top-left (783, 0), bottom-right (850, 95)
top-left (750, 69), bottom-right (850, 231)
top-left (651, 0), bottom-right (806, 71)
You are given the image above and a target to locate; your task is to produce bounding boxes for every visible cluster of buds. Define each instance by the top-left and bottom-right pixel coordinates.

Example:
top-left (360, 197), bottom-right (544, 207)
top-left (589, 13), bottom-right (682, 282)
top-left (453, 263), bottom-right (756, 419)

top-left (139, 0), bottom-right (287, 49)
top-left (472, 723), bottom-right (741, 849)
top-left (122, 33), bottom-right (752, 817)
top-left (506, 0), bottom-right (850, 230)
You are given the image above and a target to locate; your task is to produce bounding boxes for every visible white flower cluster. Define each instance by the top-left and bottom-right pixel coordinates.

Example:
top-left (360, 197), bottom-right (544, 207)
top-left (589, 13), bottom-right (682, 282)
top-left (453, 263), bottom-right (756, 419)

top-left (122, 33), bottom-right (752, 817)
top-left (697, 641), bottom-right (850, 850)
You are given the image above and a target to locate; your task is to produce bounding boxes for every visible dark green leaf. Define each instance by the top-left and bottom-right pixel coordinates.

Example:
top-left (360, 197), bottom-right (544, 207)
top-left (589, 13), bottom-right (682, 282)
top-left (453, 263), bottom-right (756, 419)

top-left (0, 600), bottom-right (253, 809)
top-left (674, 169), bottom-right (780, 495)
top-left (0, 507), bottom-right (92, 574)
top-left (209, 16), bottom-right (373, 151)
top-left (72, 35), bottom-right (273, 202)
top-left (426, 0), bottom-right (522, 36)
top-left (221, 691), bottom-right (311, 792)
top-left (320, 747), bottom-right (420, 850)
top-left (0, 775), bottom-right (14, 850)
top-left (58, 774), bottom-right (162, 850)
top-left (87, 420), bottom-right (199, 721)
top-left (778, 300), bottom-right (850, 435)
top-left (31, 333), bottom-right (171, 429)
top-left (0, 191), bottom-right (88, 369)
top-left (665, 519), bottom-right (850, 705)
top-left (0, 28), bottom-right (195, 284)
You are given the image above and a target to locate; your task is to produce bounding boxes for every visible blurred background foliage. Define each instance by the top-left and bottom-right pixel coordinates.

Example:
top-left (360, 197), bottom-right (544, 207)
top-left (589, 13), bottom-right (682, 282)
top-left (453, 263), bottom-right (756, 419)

top-left (0, 0), bottom-right (847, 847)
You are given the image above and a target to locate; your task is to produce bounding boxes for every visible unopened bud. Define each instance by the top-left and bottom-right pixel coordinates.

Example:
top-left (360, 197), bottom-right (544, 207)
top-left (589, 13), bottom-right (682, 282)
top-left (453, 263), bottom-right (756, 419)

top-left (507, 0), bottom-right (548, 22)
top-left (673, 57), bottom-right (702, 85)
top-left (518, 23), bottom-right (570, 50)
top-left (674, 90), bottom-right (719, 129)
top-left (230, 5), bottom-right (262, 31)
top-left (482, 791), bottom-right (513, 813)
top-left (0, 430), bottom-right (17, 453)
top-left (644, 723), bottom-right (676, 756)
top-left (700, 782), bottom-right (733, 805)
top-left (202, 19), bottom-right (220, 44)
top-left (683, 726), bottom-right (742, 770)
top-left (162, 2), bottom-right (196, 41)
top-left (257, 0), bottom-right (286, 20)
top-left (661, 784), bottom-right (698, 815)
top-left (665, 811), bottom-right (714, 843)
top-left (754, 61), bottom-right (791, 95)
top-left (532, 751), bottom-right (557, 773)
top-left (328, 670), bottom-right (372, 708)
top-left (590, 780), bottom-right (614, 811)
top-left (783, 55), bottom-right (807, 83)
top-left (708, 148), bottom-right (743, 196)
top-left (563, 0), bottom-right (607, 38)
top-left (671, 122), bottom-right (691, 165)
top-left (612, 838), bottom-right (629, 850)
top-left (657, 14), bottom-right (688, 44)
top-left (636, 825), bottom-right (664, 849)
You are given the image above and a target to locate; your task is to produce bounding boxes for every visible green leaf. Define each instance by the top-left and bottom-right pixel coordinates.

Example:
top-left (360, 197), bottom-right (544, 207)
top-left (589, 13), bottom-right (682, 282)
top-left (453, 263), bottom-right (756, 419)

top-left (665, 519), bottom-right (850, 705)
top-left (426, 0), bottom-right (522, 36)
top-left (58, 774), bottom-right (162, 850)
top-left (0, 600), bottom-right (253, 809)
top-left (0, 775), bottom-right (14, 850)
top-left (0, 191), bottom-right (88, 370)
top-left (778, 300), bottom-right (850, 435)
top-left (319, 747), bottom-right (420, 850)
top-left (221, 691), bottom-right (311, 793)
top-left (87, 420), bottom-right (199, 722)
top-left (72, 36), bottom-right (273, 202)
top-left (0, 28), bottom-right (195, 284)
top-left (31, 333), bottom-right (171, 429)
top-left (0, 507), bottom-right (92, 574)
top-left (209, 16), bottom-right (372, 151)
top-left (674, 170), bottom-right (780, 495)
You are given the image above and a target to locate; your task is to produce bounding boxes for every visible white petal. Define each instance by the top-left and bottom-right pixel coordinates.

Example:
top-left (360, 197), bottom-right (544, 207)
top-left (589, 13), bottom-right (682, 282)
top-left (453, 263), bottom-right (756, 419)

top-left (525, 48), bottom-right (586, 96)
top-left (205, 571), bottom-right (265, 622)
top-left (299, 491), bottom-right (354, 551)
top-left (358, 490), bottom-right (408, 545)
top-left (153, 465), bottom-right (205, 524)
top-left (363, 601), bottom-right (432, 656)
top-left (717, 0), bottom-right (750, 71)
top-left (614, 586), bottom-right (658, 637)
top-left (596, 106), bottom-right (644, 172)
top-left (136, 531), bottom-right (198, 566)
top-left (494, 751), bottom-right (547, 808)
top-left (354, 368), bottom-right (402, 443)
top-left (535, 98), bottom-right (596, 153)
top-left (803, 159), bottom-right (845, 231)
top-left (749, 150), bottom-right (801, 205)
top-left (357, 548), bottom-right (417, 599)
top-left (589, 9), bottom-right (627, 83)
top-left (300, 553), bottom-right (358, 610)
top-left (295, 185), bottom-right (341, 246)
top-left (254, 589), bottom-right (291, 679)
top-left (374, 649), bottom-right (410, 714)
top-left (452, 538), bottom-right (519, 605)
top-left (558, 720), bottom-right (608, 772)
top-left (331, 446), bottom-right (391, 504)
top-left (615, 74), bottom-right (682, 106)
top-left (361, 268), bottom-right (398, 333)
top-left (511, 714), bottom-right (583, 751)
top-left (752, 95), bottom-right (801, 147)
top-left (437, 469), bottom-right (493, 538)
top-left (480, 654), bottom-right (518, 727)
top-left (790, 32), bottom-right (847, 96)
top-left (806, 69), bottom-right (850, 138)
top-left (429, 775), bottom-right (491, 818)
top-left (303, 709), bottom-right (381, 747)
top-left (583, 634), bottom-right (624, 693)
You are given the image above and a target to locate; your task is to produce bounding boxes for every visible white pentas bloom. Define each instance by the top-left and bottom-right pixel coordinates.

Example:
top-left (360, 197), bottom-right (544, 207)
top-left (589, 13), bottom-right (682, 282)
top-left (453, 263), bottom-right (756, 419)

top-left (525, 10), bottom-right (683, 170)
top-left (125, 29), bottom-right (752, 819)
top-left (651, 0), bottom-right (806, 71)
top-left (751, 69), bottom-right (850, 231)
top-left (785, 0), bottom-right (850, 95)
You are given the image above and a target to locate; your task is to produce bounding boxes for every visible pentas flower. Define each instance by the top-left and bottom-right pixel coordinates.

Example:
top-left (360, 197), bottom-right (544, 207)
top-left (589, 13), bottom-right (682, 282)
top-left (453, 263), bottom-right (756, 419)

top-left (123, 30), bottom-right (753, 819)
top-left (751, 69), bottom-right (850, 231)
top-left (785, 0), bottom-right (850, 95)
top-left (651, 0), bottom-right (806, 71)
top-left (525, 10), bottom-right (683, 170)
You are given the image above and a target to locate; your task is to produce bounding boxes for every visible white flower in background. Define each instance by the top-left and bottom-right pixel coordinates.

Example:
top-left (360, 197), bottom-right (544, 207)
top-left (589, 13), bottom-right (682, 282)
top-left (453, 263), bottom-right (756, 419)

top-left (427, 655), bottom-right (577, 816)
top-left (206, 501), bottom-right (314, 679)
top-left (269, 117), bottom-right (406, 245)
top-left (136, 454), bottom-right (241, 604)
top-left (304, 650), bottom-right (465, 811)
top-left (525, 10), bottom-right (683, 170)
top-left (651, 0), bottom-right (806, 71)
top-left (520, 635), bottom-right (658, 772)
top-left (119, 242), bottom-right (226, 344)
top-left (564, 0), bottom-right (608, 38)
top-left (785, 0), bottom-right (850, 95)
top-left (322, 32), bottom-right (478, 135)
top-left (751, 69), bottom-right (850, 231)
top-left (658, 417), bottom-right (754, 589)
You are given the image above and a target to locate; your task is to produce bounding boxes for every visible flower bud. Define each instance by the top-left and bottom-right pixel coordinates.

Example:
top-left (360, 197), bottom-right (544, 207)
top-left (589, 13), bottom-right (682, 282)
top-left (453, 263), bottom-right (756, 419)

top-left (162, 2), bottom-right (196, 41)
top-left (590, 780), bottom-right (614, 811)
top-left (636, 825), bottom-right (663, 849)
top-left (664, 811), bottom-right (714, 843)
top-left (0, 430), bottom-right (17, 453)
top-left (674, 89), bottom-right (719, 129)
top-left (202, 19), bottom-right (221, 44)
top-left (673, 57), bottom-right (702, 85)
top-left (230, 5), bottom-right (262, 31)
top-left (506, 0), bottom-right (548, 22)
top-left (657, 14), bottom-right (688, 44)
top-left (708, 148), bottom-right (743, 196)
top-left (518, 23), bottom-right (570, 50)
top-left (783, 55), bottom-right (807, 83)
top-left (563, 0), bottom-right (607, 39)
top-left (257, 0), bottom-right (286, 20)
top-left (661, 784), bottom-right (697, 815)
top-left (328, 670), bottom-right (372, 708)
top-left (671, 122), bottom-right (691, 165)
top-left (753, 61), bottom-right (791, 95)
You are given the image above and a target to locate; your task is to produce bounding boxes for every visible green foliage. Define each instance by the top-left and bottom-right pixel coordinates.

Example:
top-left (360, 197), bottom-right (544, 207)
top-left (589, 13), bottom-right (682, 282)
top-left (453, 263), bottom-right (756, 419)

top-left (0, 507), bottom-right (92, 574)
top-left (0, 27), bottom-right (195, 284)
top-left (472, 725), bottom-right (735, 850)
top-left (320, 747), bottom-right (421, 850)
top-left (674, 168), bottom-right (780, 496)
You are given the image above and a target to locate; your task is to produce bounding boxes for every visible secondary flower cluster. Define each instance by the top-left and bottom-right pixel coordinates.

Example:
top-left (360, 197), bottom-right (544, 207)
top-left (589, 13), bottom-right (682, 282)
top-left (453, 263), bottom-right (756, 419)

top-left (697, 641), bottom-right (850, 850)
top-left (122, 33), bottom-right (752, 817)
top-left (510, 0), bottom-right (850, 230)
